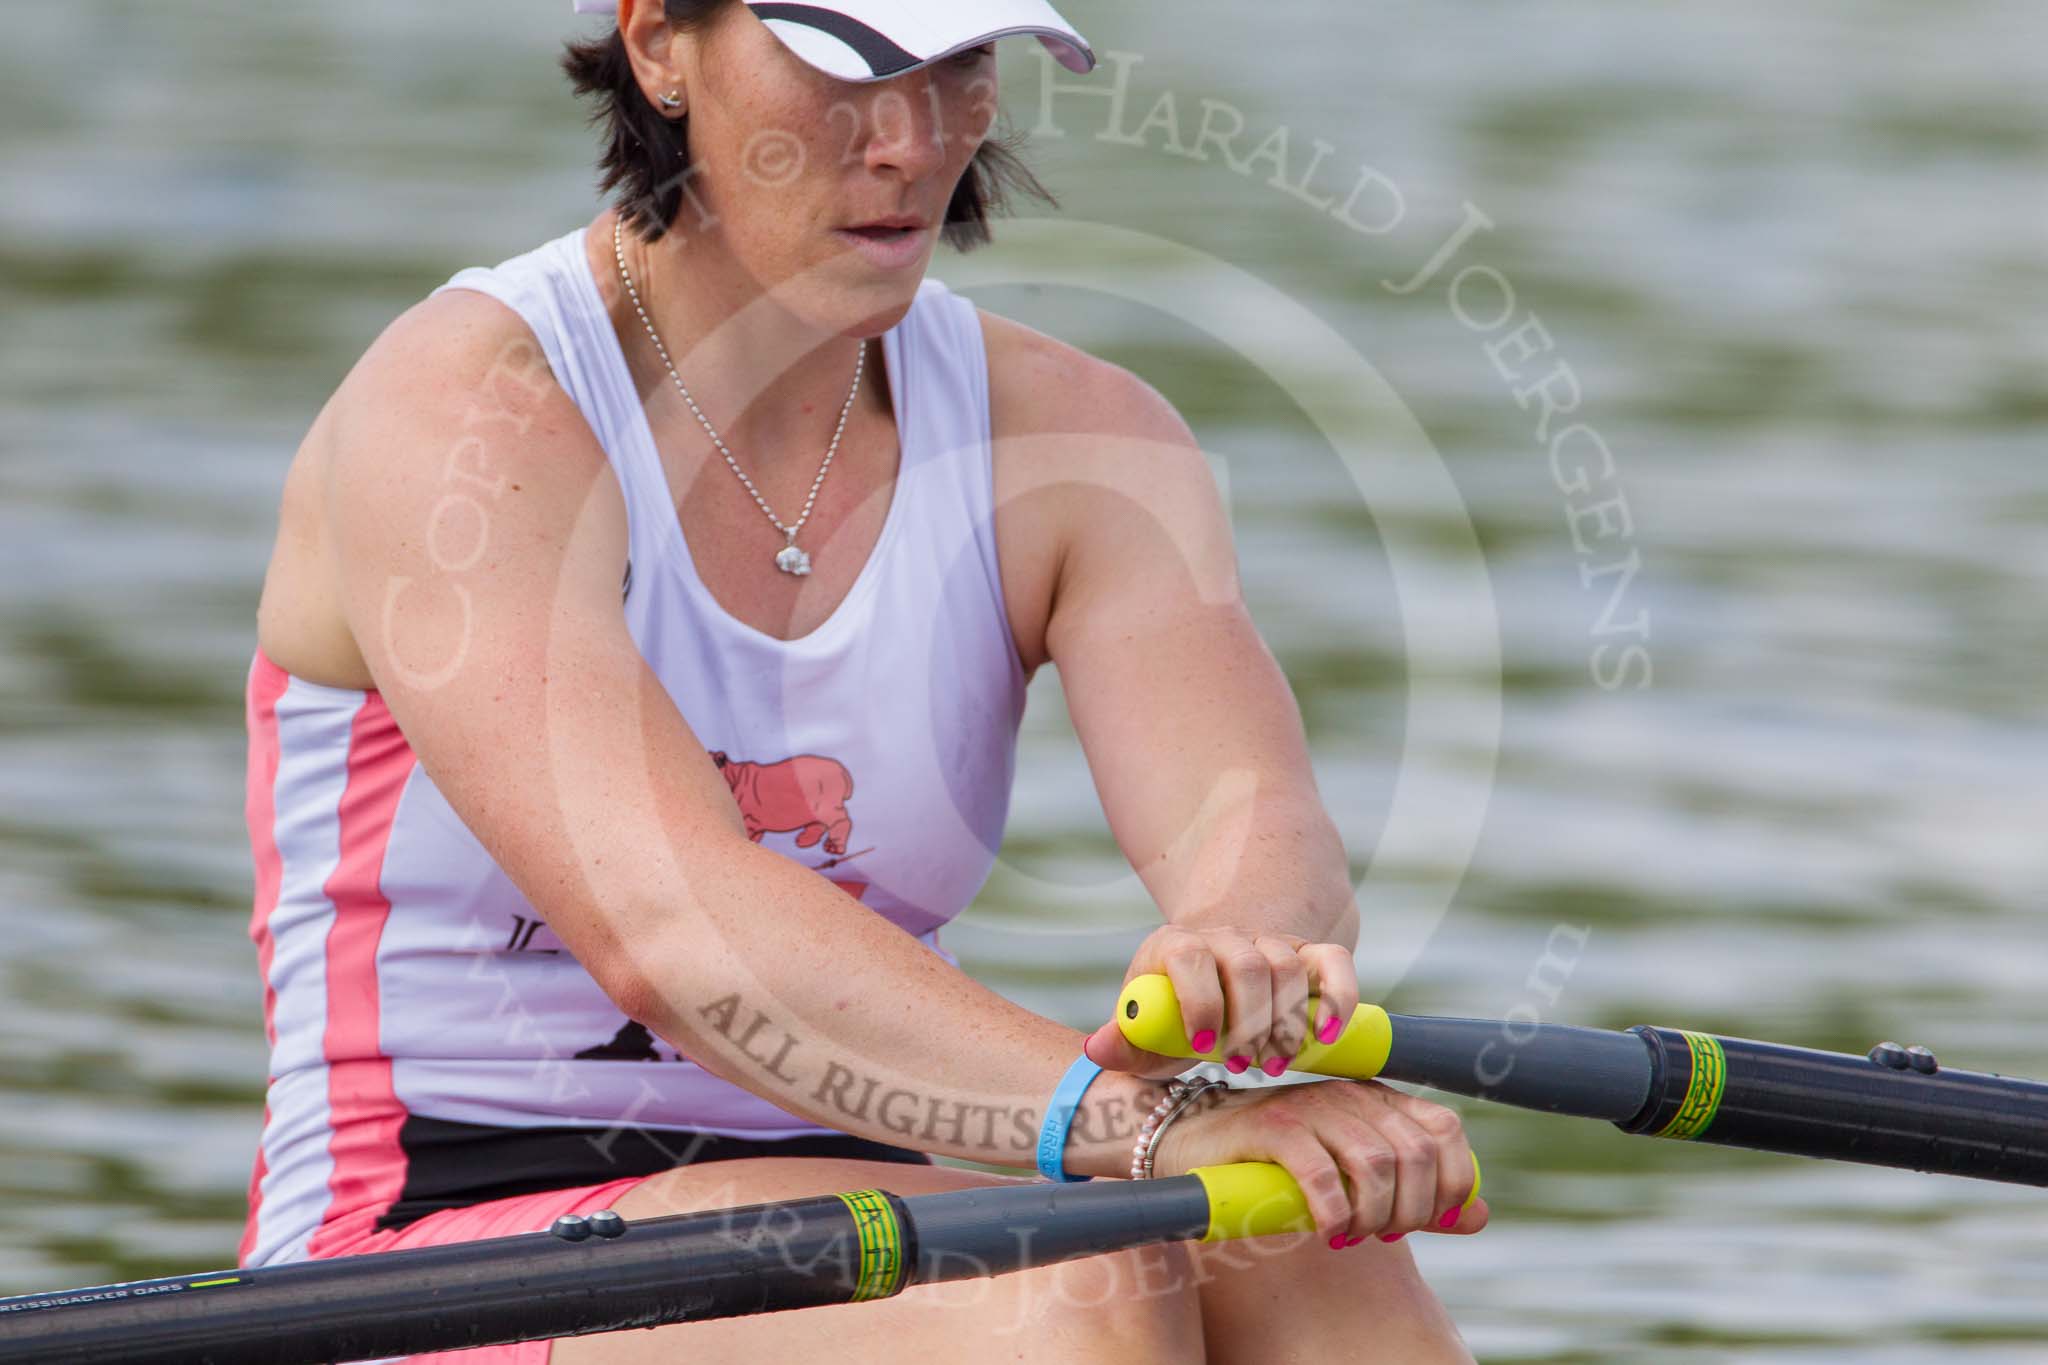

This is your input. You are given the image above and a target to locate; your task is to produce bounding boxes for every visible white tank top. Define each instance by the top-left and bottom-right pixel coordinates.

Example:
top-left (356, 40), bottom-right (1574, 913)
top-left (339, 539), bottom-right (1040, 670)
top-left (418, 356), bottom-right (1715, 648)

top-left (241, 224), bottom-right (1026, 1267)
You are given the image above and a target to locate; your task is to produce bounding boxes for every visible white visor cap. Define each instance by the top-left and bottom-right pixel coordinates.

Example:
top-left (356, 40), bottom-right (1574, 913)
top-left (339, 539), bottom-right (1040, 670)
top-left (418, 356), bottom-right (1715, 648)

top-left (570, 0), bottom-right (1095, 84)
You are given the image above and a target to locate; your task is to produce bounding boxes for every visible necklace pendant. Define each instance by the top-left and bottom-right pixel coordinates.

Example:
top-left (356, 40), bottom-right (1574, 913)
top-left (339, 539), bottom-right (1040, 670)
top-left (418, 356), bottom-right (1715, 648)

top-left (774, 541), bottom-right (812, 576)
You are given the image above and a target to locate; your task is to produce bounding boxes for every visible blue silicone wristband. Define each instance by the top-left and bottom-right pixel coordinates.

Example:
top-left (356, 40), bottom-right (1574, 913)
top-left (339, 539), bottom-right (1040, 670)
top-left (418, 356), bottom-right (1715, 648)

top-left (1035, 1053), bottom-right (1103, 1183)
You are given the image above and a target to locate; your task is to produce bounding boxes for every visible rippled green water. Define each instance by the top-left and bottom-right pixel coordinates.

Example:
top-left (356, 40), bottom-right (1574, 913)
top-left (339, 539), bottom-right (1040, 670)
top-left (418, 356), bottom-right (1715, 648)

top-left (3, 2), bottom-right (2043, 1359)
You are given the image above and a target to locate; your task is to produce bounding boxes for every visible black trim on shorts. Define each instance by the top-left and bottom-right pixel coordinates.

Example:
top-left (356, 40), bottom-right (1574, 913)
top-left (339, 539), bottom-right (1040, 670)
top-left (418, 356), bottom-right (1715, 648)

top-left (377, 1113), bottom-right (931, 1230)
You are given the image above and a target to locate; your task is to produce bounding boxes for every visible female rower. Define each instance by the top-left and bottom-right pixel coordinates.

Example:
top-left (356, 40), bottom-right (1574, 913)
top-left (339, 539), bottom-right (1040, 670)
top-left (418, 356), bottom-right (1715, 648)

top-left (241, 1), bottom-right (1487, 1360)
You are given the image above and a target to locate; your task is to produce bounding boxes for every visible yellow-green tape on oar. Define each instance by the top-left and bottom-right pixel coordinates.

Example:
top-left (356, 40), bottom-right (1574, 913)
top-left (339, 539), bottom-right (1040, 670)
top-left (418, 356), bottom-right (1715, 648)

top-left (833, 1189), bottom-right (907, 1300)
top-left (1192, 1156), bottom-right (1482, 1242)
top-left (1117, 973), bottom-right (1394, 1079)
top-left (1650, 1031), bottom-right (1727, 1140)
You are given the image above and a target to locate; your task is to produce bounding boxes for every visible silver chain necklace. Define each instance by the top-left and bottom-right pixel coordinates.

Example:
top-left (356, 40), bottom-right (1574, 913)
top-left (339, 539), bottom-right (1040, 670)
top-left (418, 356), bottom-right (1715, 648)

top-left (612, 215), bottom-right (864, 577)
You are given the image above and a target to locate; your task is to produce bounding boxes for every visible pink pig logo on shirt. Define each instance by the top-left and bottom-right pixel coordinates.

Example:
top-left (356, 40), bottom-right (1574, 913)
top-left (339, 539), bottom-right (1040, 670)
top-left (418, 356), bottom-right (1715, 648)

top-left (709, 751), bottom-right (855, 857)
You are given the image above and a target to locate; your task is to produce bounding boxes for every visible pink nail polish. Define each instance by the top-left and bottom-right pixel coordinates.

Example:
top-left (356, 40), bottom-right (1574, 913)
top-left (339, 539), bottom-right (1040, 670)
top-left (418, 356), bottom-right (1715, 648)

top-left (1344, 1234), bottom-right (1366, 1247)
top-left (1378, 1232), bottom-right (1405, 1244)
top-left (1224, 1055), bottom-right (1250, 1074)
top-left (1438, 1206), bottom-right (1461, 1229)
top-left (1327, 1233), bottom-right (1347, 1250)
top-left (1316, 1015), bottom-right (1342, 1045)
top-left (1190, 1029), bottom-right (1216, 1054)
top-left (1261, 1055), bottom-right (1291, 1077)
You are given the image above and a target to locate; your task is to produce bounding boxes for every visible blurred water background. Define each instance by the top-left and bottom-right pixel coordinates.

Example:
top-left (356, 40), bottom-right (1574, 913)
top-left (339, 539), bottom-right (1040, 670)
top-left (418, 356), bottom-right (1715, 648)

top-left (2, 2), bottom-right (2044, 1360)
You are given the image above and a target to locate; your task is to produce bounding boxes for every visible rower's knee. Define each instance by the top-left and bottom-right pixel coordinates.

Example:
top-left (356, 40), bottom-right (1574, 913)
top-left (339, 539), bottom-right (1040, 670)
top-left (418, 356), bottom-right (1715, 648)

top-left (1193, 1230), bottom-right (1471, 1363)
top-left (943, 1239), bottom-right (1202, 1355)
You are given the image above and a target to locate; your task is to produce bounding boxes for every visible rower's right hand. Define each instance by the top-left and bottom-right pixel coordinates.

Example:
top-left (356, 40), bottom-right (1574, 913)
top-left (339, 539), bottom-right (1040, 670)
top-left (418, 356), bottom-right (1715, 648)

top-left (1154, 1078), bottom-right (1488, 1247)
top-left (1084, 924), bottom-right (1361, 1080)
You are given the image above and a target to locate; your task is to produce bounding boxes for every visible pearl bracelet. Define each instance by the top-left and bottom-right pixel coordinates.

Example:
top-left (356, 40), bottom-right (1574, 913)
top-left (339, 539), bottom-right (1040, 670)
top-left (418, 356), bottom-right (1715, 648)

top-left (1130, 1076), bottom-right (1225, 1180)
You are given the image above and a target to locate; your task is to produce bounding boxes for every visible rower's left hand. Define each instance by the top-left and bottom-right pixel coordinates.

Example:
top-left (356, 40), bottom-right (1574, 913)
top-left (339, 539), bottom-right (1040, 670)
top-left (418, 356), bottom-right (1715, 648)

top-left (1084, 925), bottom-right (1359, 1079)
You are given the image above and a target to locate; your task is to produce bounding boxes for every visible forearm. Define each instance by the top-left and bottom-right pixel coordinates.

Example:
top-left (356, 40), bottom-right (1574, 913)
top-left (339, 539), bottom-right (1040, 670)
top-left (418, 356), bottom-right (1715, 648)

top-left (1057, 597), bottom-right (1357, 949)
top-left (1152, 786), bottom-right (1358, 949)
top-left (610, 838), bottom-right (1162, 1176)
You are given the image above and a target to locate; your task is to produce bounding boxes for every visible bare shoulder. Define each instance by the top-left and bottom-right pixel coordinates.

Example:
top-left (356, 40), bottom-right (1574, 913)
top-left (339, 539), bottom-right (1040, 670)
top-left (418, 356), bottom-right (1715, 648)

top-left (973, 306), bottom-right (1233, 674)
top-left (975, 305), bottom-right (1220, 522)
top-left (256, 286), bottom-right (623, 688)
top-left (327, 286), bottom-right (590, 479)
top-left (978, 308), bottom-right (1195, 450)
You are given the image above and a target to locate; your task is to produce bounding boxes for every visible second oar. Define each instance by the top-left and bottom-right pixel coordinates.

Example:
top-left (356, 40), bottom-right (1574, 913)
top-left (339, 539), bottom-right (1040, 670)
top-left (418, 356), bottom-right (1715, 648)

top-left (1116, 974), bottom-right (2048, 1187)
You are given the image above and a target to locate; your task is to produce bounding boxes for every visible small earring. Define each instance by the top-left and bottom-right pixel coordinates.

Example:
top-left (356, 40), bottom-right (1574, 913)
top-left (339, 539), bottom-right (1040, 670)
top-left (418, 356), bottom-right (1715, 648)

top-left (657, 90), bottom-right (683, 110)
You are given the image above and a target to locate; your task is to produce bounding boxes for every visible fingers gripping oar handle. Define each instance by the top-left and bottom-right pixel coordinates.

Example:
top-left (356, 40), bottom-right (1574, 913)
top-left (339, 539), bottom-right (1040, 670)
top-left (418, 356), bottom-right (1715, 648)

top-left (1115, 977), bottom-right (1482, 1224)
top-left (1117, 973), bottom-right (1394, 1078)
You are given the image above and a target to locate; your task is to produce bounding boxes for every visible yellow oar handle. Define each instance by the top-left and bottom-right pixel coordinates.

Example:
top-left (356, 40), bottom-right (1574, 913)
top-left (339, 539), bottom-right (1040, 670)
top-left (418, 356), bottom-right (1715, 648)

top-left (1120, 976), bottom-right (1482, 1239)
top-left (1190, 1157), bottom-right (1483, 1241)
top-left (1115, 973), bottom-right (1393, 1079)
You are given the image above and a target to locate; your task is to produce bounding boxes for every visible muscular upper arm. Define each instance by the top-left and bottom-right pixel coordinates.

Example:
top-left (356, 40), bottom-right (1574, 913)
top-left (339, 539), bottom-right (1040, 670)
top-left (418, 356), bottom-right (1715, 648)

top-left (322, 291), bottom-right (745, 993)
top-left (985, 314), bottom-right (1326, 907)
top-left (984, 312), bottom-right (1239, 674)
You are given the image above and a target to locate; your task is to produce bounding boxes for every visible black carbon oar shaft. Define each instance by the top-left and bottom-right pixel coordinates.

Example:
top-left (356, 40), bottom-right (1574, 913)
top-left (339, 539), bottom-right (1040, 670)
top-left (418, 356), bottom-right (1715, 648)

top-left (0, 1194), bottom-right (900, 1365)
top-left (1624, 1027), bottom-right (2048, 1186)
top-left (1379, 1013), bottom-right (1653, 1119)
top-left (0, 1173), bottom-right (1249, 1365)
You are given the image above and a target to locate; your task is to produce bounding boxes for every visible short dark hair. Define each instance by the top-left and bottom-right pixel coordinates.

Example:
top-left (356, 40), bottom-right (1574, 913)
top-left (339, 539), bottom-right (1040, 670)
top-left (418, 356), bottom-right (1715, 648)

top-left (561, 0), bottom-right (1056, 248)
